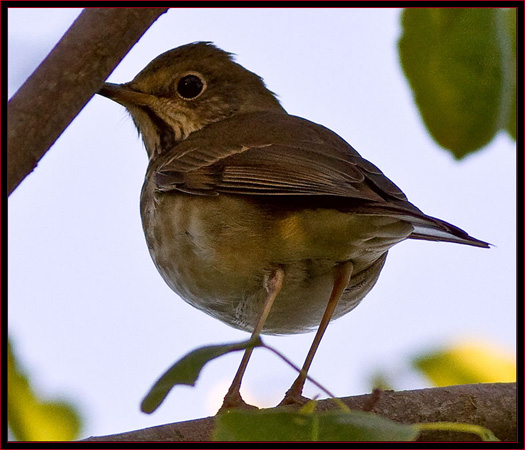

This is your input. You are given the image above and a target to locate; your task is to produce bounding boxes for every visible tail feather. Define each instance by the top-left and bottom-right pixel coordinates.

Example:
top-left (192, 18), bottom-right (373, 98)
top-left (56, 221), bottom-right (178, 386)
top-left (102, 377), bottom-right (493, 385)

top-left (347, 203), bottom-right (491, 249)
top-left (409, 216), bottom-right (490, 248)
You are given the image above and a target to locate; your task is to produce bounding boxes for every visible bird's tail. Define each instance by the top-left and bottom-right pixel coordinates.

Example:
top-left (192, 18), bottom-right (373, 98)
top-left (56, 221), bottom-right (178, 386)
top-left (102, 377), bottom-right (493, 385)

top-left (408, 215), bottom-right (490, 248)
top-left (349, 203), bottom-right (491, 248)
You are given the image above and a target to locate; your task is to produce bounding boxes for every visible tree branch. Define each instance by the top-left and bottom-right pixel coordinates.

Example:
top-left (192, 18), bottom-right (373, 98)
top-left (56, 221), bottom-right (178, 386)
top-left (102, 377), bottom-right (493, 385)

top-left (83, 383), bottom-right (516, 442)
top-left (8, 7), bottom-right (168, 195)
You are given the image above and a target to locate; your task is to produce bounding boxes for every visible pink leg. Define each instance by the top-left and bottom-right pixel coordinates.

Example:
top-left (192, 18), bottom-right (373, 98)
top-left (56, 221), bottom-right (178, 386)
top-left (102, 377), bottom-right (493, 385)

top-left (220, 267), bottom-right (285, 411)
top-left (279, 261), bottom-right (354, 406)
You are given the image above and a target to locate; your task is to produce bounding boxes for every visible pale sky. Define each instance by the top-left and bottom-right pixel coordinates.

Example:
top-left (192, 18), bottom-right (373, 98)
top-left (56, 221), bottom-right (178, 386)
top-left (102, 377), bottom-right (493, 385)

top-left (8, 8), bottom-right (516, 439)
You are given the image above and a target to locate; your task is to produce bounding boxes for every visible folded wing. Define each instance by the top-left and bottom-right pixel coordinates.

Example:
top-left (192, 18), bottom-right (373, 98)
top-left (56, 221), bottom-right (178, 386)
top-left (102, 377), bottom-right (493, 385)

top-left (152, 112), bottom-right (489, 248)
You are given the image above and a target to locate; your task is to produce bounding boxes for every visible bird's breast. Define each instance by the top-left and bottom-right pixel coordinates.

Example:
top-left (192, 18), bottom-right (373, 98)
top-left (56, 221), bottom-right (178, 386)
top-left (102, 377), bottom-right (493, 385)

top-left (140, 183), bottom-right (412, 334)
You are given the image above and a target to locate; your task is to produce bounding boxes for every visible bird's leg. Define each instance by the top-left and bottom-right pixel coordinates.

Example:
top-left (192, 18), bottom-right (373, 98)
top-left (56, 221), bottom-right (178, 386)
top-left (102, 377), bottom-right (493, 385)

top-left (219, 266), bottom-right (285, 411)
top-left (279, 260), bottom-right (354, 406)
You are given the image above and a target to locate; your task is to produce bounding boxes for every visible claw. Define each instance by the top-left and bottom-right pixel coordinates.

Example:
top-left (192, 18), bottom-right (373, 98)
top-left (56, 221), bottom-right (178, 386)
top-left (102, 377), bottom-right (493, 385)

top-left (219, 391), bottom-right (258, 413)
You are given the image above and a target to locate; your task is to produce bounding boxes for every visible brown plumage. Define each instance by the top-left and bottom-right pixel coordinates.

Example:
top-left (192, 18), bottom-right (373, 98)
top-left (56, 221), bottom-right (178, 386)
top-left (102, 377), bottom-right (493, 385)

top-left (150, 110), bottom-right (488, 248)
top-left (98, 42), bottom-right (489, 408)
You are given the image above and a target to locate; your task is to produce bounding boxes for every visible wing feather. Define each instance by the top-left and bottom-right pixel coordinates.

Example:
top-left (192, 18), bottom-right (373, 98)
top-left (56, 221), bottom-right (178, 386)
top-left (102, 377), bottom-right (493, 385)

top-left (149, 111), bottom-right (488, 248)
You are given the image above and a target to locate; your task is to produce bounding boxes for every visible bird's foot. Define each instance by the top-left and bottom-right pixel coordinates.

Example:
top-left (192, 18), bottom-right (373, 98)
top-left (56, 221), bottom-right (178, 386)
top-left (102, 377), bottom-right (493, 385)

top-left (218, 391), bottom-right (259, 414)
top-left (278, 389), bottom-right (311, 407)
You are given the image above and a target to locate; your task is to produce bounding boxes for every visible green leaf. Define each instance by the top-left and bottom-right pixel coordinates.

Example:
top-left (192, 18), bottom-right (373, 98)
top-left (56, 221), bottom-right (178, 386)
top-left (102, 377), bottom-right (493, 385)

top-left (413, 340), bottom-right (516, 387)
top-left (415, 422), bottom-right (500, 442)
top-left (8, 340), bottom-right (82, 441)
top-left (505, 8), bottom-right (516, 139)
top-left (213, 409), bottom-right (419, 442)
top-left (399, 8), bottom-right (516, 158)
top-left (141, 337), bottom-right (261, 414)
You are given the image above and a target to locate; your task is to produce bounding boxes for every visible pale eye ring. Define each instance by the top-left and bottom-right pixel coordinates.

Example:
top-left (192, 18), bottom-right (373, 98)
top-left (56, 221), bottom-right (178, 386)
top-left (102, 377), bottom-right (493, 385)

top-left (176, 72), bottom-right (206, 100)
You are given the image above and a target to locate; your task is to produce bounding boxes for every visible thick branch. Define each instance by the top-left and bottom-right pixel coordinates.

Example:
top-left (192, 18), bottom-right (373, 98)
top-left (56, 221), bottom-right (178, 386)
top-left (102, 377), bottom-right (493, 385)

top-left (8, 7), bottom-right (168, 195)
top-left (83, 383), bottom-right (516, 442)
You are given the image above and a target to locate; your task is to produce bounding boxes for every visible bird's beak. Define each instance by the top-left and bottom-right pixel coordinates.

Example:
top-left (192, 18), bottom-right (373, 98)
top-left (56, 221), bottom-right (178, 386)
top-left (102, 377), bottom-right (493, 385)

top-left (98, 82), bottom-right (153, 108)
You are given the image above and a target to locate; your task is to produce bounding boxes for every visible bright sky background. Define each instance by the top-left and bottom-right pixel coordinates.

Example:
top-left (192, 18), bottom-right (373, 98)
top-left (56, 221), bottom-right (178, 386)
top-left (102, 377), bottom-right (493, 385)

top-left (8, 8), bottom-right (516, 440)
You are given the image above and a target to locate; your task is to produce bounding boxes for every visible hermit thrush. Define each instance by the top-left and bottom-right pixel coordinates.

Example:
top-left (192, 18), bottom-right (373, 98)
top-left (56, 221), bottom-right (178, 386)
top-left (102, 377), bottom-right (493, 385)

top-left (98, 42), bottom-right (489, 409)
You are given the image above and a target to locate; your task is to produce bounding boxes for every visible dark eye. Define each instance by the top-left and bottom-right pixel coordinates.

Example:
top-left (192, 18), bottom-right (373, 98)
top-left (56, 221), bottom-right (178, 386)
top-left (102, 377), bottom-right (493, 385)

top-left (176, 74), bottom-right (206, 100)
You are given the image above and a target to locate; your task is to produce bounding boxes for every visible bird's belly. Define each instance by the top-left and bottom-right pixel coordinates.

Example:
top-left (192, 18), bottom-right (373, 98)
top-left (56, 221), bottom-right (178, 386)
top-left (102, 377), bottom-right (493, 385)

top-left (141, 192), bottom-right (412, 334)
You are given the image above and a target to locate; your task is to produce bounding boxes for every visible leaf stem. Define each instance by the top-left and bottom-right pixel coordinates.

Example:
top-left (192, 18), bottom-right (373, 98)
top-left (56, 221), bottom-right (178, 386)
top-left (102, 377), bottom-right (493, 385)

top-left (414, 422), bottom-right (500, 441)
top-left (261, 341), bottom-right (349, 410)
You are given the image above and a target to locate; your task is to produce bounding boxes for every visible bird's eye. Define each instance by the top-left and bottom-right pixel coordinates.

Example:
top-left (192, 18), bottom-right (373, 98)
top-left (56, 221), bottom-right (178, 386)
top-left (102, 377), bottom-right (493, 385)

top-left (176, 73), bottom-right (206, 100)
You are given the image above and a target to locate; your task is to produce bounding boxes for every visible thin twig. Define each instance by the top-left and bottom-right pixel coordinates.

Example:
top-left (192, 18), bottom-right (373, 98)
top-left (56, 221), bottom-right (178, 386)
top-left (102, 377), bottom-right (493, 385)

top-left (261, 342), bottom-right (338, 400)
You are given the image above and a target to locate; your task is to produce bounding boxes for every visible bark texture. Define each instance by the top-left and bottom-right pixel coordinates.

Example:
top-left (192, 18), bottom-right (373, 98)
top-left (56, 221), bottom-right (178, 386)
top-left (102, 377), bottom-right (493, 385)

top-left (8, 7), bottom-right (168, 195)
top-left (84, 383), bottom-right (516, 442)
